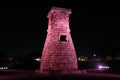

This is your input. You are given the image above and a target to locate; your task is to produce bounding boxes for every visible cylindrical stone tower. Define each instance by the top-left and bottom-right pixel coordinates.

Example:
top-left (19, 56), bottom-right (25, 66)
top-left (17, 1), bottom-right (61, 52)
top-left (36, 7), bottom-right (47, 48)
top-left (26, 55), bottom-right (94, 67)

top-left (40, 7), bottom-right (78, 75)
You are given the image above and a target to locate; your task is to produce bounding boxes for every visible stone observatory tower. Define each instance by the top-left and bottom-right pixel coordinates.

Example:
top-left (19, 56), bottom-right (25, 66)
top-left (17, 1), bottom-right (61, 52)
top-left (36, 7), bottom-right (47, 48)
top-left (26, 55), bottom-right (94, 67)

top-left (40, 7), bottom-right (78, 75)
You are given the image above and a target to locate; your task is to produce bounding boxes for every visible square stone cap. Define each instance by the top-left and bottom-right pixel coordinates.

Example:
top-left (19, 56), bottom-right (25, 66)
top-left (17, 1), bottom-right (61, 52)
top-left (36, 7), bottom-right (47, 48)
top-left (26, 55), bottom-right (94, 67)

top-left (47, 6), bottom-right (71, 18)
top-left (51, 7), bottom-right (71, 12)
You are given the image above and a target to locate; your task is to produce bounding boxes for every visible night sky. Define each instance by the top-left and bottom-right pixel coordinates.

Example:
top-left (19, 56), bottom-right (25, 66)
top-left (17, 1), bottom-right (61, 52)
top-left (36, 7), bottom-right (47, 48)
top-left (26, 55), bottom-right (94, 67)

top-left (0, 1), bottom-right (120, 57)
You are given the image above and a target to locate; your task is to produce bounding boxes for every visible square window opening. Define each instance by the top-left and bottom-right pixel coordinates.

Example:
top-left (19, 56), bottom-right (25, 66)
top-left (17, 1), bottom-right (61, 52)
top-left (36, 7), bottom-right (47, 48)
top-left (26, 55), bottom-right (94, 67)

top-left (60, 35), bottom-right (67, 42)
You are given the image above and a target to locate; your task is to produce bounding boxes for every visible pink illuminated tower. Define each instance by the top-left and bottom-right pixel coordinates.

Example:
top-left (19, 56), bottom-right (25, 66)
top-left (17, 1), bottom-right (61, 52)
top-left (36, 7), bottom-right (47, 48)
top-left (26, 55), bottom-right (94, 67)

top-left (40, 7), bottom-right (78, 75)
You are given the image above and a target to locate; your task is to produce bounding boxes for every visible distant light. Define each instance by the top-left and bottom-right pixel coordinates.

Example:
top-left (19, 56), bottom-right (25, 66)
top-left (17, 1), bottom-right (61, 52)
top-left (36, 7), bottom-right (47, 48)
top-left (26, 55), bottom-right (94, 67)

top-left (93, 54), bottom-right (96, 57)
top-left (16, 61), bottom-right (19, 64)
top-left (116, 57), bottom-right (120, 60)
top-left (35, 58), bottom-right (40, 61)
top-left (0, 67), bottom-right (8, 70)
top-left (98, 65), bottom-right (109, 69)
top-left (9, 58), bottom-right (13, 61)
top-left (77, 56), bottom-right (88, 62)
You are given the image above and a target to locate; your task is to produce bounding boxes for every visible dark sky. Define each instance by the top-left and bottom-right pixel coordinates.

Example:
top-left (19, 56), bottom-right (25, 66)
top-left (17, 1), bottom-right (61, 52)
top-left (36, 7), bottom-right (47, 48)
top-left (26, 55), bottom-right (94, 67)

top-left (0, 1), bottom-right (120, 57)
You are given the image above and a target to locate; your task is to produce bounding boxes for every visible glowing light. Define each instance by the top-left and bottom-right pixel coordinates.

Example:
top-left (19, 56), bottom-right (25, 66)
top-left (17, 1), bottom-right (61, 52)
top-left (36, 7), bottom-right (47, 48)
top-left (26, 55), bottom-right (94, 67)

top-left (78, 56), bottom-right (88, 62)
top-left (93, 54), bottom-right (96, 57)
top-left (35, 58), bottom-right (40, 61)
top-left (0, 67), bottom-right (8, 70)
top-left (98, 65), bottom-right (109, 69)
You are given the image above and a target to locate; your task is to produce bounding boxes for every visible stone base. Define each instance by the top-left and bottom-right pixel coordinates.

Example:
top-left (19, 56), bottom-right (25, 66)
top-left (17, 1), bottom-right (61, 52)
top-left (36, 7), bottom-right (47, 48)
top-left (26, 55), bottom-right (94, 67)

top-left (35, 70), bottom-right (86, 76)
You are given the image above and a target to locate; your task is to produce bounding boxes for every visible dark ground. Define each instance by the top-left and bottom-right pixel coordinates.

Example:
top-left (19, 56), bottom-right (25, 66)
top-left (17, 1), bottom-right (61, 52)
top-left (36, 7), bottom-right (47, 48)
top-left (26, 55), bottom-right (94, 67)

top-left (0, 70), bottom-right (120, 80)
top-left (0, 60), bottom-right (120, 80)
